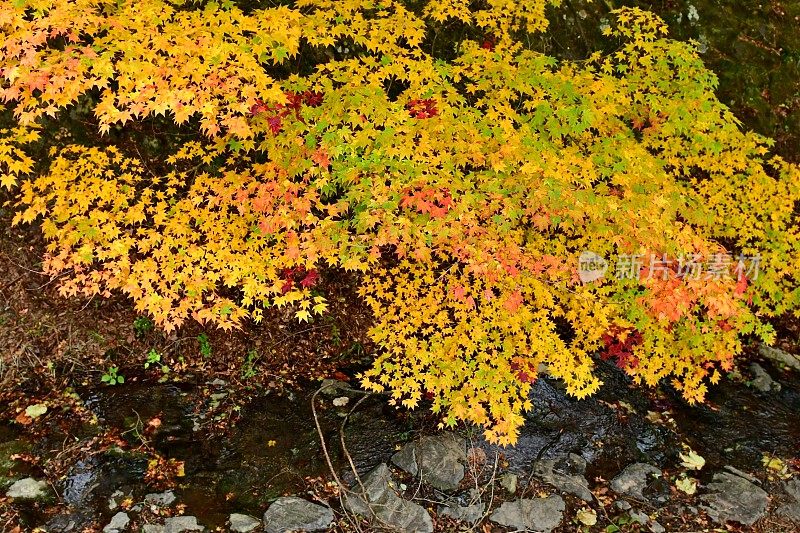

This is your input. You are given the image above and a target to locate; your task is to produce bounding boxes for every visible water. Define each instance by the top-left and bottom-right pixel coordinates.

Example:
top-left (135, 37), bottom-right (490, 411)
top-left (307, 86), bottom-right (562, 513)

top-left (20, 355), bottom-right (789, 529)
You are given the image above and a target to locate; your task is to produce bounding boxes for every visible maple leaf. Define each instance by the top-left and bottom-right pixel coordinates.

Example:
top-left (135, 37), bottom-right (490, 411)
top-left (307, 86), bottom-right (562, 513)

top-left (4, 0), bottom-right (799, 446)
top-left (311, 148), bottom-right (330, 168)
top-left (503, 290), bottom-right (523, 312)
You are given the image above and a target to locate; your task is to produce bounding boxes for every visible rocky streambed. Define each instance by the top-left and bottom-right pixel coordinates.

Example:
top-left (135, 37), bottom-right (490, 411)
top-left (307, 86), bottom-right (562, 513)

top-left (2, 345), bottom-right (799, 532)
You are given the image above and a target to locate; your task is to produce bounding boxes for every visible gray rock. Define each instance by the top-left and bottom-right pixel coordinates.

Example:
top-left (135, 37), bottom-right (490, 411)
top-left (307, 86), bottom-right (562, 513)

top-left (141, 526), bottom-right (164, 533)
top-left (145, 490), bottom-right (176, 507)
top-left (649, 521), bottom-right (666, 533)
top-left (499, 472), bottom-right (518, 495)
top-left (392, 433), bottom-right (466, 492)
top-left (45, 513), bottom-right (83, 532)
top-left (701, 470), bottom-right (768, 525)
top-left (6, 477), bottom-right (49, 500)
top-left (438, 502), bottom-right (485, 525)
top-left (748, 363), bottom-right (781, 392)
top-left (723, 465), bottom-right (760, 484)
top-left (489, 495), bottom-right (565, 532)
top-left (778, 478), bottom-right (800, 521)
top-left (758, 344), bottom-right (800, 371)
top-left (614, 500), bottom-right (632, 511)
top-left (108, 490), bottom-right (126, 511)
top-left (629, 510), bottom-right (650, 525)
top-left (778, 502), bottom-right (800, 522)
top-left (345, 463), bottom-right (433, 533)
top-left (229, 513), bottom-right (261, 533)
top-left (786, 478), bottom-right (800, 501)
top-left (319, 379), bottom-right (353, 396)
top-left (163, 516), bottom-right (204, 533)
top-left (532, 453), bottom-right (592, 501)
top-left (611, 463), bottom-right (663, 500)
top-left (263, 497), bottom-right (334, 533)
top-left (103, 512), bottom-right (130, 533)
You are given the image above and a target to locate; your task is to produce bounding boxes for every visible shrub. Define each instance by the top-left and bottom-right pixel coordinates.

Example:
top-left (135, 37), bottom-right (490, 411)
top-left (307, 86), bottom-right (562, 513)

top-left (2, 0), bottom-right (799, 443)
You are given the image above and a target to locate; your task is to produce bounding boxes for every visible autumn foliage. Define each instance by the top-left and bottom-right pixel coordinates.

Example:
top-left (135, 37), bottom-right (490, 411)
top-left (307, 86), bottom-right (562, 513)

top-left (2, 0), bottom-right (800, 443)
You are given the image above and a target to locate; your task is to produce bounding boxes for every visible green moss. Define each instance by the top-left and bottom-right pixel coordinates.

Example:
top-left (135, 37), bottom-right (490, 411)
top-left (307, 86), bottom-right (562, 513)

top-left (0, 440), bottom-right (29, 489)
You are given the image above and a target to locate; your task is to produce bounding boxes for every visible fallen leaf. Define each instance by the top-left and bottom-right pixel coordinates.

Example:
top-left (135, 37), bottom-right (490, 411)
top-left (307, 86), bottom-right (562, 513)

top-left (576, 507), bottom-right (597, 526)
top-left (332, 396), bottom-right (349, 407)
top-left (676, 476), bottom-right (697, 495)
top-left (679, 450), bottom-right (705, 471)
top-left (14, 412), bottom-right (32, 426)
top-left (25, 403), bottom-right (48, 419)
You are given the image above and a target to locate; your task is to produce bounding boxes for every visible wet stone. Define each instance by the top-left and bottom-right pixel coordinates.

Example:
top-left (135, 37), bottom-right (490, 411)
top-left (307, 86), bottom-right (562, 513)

top-left (701, 470), bottom-right (768, 526)
top-left (163, 515), bottom-right (204, 533)
top-left (611, 463), bottom-right (664, 501)
top-left (102, 512), bottom-right (130, 533)
top-left (499, 472), bottom-right (518, 495)
top-left (532, 453), bottom-right (592, 501)
top-left (6, 477), bottom-right (49, 500)
top-left (44, 513), bottom-right (90, 533)
top-left (438, 502), bottom-right (485, 525)
top-left (758, 344), bottom-right (800, 371)
top-left (345, 463), bottom-right (433, 533)
top-left (145, 490), bottom-right (176, 507)
top-left (108, 489), bottom-right (125, 511)
top-left (228, 513), bottom-right (261, 533)
top-left (748, 363), bottom-right (781, 392)
top-left (614, 500), bottom-right (632, 511)
top-left (263, 496), bottom-right (334, 533)
top-left (629, 510), bottom-right (650, 525)
top-left (785, 478), bottom-right (800, 501)
top-left (489, 495), bottom-right (565, 532)
top-left (392, 432), bottom-right (466, 492)
top-left (778, 478), bottom-right (800, 521)
top-left (319, 379), bottom-right (353, 397)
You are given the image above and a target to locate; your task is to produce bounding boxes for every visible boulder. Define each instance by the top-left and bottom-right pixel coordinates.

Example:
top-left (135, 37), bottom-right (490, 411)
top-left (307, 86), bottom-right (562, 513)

top-left (319, 379), bottom-right (353, 397)
top-left (786, 478), bottom-right (800, 501)
top-left (145, 490), bottom-right (176, 507)
top-left (701, 470), bottom-right (768, 525)
top-left (263, 497), bottom-right (334, 533)
top-left (438, 502), bottom-right (485, 525)
top-left (108, 490), bottom-right (126, 511)
top-left (45, 513), bottom-right (86, 532)
top-left (345, 463), bottom-right (433, 533)
top-left (758, 344), bottom-right (800, 371)
top-left (489, 495), bottom-right (565, 532)
top-left (778, 478), bottom-right (800, 521)
top-left (532, 453), bottom-right (592, 501)
top-left (748, 363), bottom-right (781, 392)
top-left (102, 512), bottom-right (130, 533)
top-left (392, 433), bottom-right (466, 491)
top-left (499, 472), bottom-right (518, 495)
top-left (6, 477), bottom-right (49, 500)
top-left (163, 516), bottom-right (204, 533)
top-left (229, 513), bottom-right (261, 533)
top-left (611, 463), bottom-right (663, 500)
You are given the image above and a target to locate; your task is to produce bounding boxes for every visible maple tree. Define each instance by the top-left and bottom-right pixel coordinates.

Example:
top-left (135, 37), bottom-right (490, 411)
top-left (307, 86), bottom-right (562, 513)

top-left (2, 0), bottom-right (799, 444)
